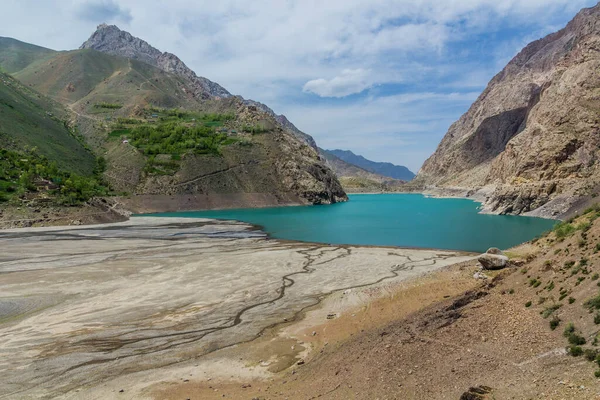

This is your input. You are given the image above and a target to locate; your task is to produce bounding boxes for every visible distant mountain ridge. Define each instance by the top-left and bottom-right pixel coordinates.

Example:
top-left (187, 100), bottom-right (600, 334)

top-left (325, 149), bottom-right (415, 181)
top-left (318, 148), bottom-right (406, 192)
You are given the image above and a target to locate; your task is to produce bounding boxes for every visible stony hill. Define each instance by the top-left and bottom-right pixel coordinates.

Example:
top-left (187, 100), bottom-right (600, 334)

top-left (418, 3), bottom-right (600, 218)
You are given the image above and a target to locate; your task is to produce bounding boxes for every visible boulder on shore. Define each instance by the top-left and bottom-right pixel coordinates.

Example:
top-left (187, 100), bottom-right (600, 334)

top-left (486, 247), bottom-right (503, 255)
top-left (478, 253), bottom-right (509, 270)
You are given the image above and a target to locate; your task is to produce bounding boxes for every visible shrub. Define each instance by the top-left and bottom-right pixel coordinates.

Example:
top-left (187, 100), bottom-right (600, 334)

top-left (542, 304), bottom-right (562, 318)
top-left (550, 316), bottom-right (561, 330)
top-left (595, 370), bottom-right (600, 378)
top-left (525, 301), bottom-right (532, 308)
top-left (592, 273), bottom-right (599, 281)
top-left (567, 333), bottom-right (586, 346)
top-left (585, 349), bottom-right (599, 361)
top-left (564, 323), bottom-right (575, 336)
top-left (94, 102), bottom-right (122, 109)
top-left (569, 297), bottom-right (576, 304)
top-left (595, 314), bottom-right (600, 325)
top-left (585, 294), bottom-right (600, 310)
top-left (568, 345), bottom-right (583, 357)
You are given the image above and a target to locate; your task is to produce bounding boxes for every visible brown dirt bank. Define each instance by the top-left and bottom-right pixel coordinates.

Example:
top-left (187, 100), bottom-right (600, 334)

top-left (114, 192), bottom-right (306, 214)
top-left (0, 199), bottom-right (127, 229)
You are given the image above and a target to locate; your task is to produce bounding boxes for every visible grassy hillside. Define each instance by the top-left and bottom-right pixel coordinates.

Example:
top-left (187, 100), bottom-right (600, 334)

top-left (14, 49), bottom-right (203, 111)
top-left (0, 37), bottom-right (55, 74)
top-left (0, 72), bottom-right (95, 174)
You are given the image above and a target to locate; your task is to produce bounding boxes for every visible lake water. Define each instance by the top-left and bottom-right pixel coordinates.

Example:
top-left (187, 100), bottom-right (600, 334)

top-left (144, 194), bottom-right (556, 252)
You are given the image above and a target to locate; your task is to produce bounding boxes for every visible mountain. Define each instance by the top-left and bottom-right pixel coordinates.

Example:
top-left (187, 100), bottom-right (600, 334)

top-left (318, 148), bottom-right (405, 192)
top-left (80, 24), bottom-right (230, 100)
top-left (0, 27), bottom-right (347, 215)
top-left (417, 4), bottom-right (600, 218)
top-left (80, 24), bottom-right (317, 149)
top-left (325, 149), bottom-right (415, 181)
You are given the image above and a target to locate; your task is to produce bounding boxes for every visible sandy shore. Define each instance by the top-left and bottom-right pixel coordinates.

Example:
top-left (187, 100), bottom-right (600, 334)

top-left (0, 217), bottom-right (474, 399)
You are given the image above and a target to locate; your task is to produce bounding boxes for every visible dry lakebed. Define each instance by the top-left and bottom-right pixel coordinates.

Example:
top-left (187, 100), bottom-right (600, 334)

top-left (0, 217), bottom-right (475, 399)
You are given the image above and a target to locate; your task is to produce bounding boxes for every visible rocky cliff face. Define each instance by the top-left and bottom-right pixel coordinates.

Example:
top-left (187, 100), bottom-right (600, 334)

top-left (418, 4), bottom-right (600, 218)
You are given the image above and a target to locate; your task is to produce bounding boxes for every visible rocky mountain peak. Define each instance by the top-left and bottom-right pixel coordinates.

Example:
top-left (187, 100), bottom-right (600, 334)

top-left (79, 24), bottom-right (319, 148)
top-left (80, 24), bottom-right (231, 99)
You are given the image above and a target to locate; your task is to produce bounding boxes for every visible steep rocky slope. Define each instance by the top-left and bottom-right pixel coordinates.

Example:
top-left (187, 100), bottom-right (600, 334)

top-left (319, 148), bottom-right (406, 192)
top-left (328, 149), bottom-right (415, 181)
top-left (418, 4), bottom-right (600, 218)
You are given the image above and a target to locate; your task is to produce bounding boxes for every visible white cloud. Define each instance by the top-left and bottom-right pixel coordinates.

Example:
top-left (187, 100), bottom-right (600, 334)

top-left (0, 0), bottom-right (596, 167)
top-left (303, 69), bottom-right (373, 98)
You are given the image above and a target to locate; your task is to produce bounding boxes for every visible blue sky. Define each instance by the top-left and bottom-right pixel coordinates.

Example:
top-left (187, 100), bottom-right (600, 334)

top-left (2, 0), bottom-right (598, 171)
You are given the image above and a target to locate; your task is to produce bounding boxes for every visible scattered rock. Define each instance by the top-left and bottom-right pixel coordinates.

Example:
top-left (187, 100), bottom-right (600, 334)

top-left (473, 272), bottom-right (489, 280)
top-left (478, 253), bottom-right (509, 270)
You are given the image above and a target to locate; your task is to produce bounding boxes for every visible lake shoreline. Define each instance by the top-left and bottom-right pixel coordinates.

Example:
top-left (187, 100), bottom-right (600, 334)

top-left (146, 194), bottom-right (555, 253)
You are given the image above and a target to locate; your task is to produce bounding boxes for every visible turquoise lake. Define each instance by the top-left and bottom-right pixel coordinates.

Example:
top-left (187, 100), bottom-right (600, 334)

top-left (145, 194), bottom-right (556, 252)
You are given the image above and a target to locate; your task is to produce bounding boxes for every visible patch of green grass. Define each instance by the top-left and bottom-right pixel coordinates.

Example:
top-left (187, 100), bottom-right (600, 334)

top-left (108, 128), bottom-right (131, 138)
top-left (554, 222), bottom-right (577, 238)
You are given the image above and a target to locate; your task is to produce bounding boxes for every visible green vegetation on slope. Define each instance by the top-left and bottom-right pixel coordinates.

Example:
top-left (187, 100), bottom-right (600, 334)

top-left (0, 37), bottom-right (55, 74)
top-left (104, 111), bottom-right (241, 176)
top-left (129, 122), bottom-right (229, 156)
top-left (0, 148), bottom-right (108, 205)
top-left (0, 72), bottom-right (95, 174)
